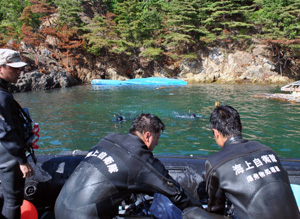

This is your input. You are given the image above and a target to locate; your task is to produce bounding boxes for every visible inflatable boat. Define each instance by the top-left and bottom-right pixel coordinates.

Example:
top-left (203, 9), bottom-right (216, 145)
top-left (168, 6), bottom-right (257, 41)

top-left (9, 151), bottom-right (300, 218)
top-left (91, 77), bottom-right (187, 86)
top-left (281, 80), bottom-right (300, 93)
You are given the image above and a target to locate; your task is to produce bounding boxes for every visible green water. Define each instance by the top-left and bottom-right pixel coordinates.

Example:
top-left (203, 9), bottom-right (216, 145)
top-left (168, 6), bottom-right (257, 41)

top-left (15, 84), bottom-right (300, 158)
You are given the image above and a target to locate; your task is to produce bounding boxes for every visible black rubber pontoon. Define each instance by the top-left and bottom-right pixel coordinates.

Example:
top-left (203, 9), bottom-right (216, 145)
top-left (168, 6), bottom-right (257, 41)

top-left (2, 150), bottom-right (299, 218)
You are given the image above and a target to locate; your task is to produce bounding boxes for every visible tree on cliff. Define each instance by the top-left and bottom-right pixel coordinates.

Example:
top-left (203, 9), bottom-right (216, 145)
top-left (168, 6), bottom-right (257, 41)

top-left (19, 6), bottom-right (41, 47)
top-left (251, 0), bottom-right (300, 40)
top-left (30, 0), bottom-right (56, 25)
top-left (54, 0), bottom-right (85, 29)
top-left (113, 0), bottom-right (152, 56)
top-left (84, 13), bottom-right (118, 56)
top-left (200, 0), bottom-right (255, 46)
top-left (18, 0), bottom-right (56, 69)
top-left (250, 0), bottom-right (300, 77)
top-left (161, 0), bottom-right (207, 60)
top-left (40, 24), bottom-right (83, 75)
top-left (0, 0), bottom-right (299, 79)
top-left (0, 0), bottom-right (30, 45)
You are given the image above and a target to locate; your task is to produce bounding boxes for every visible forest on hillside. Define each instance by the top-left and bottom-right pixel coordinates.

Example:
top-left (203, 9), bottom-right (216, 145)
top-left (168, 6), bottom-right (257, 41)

top-left (0, 0), bottom-right (300, 79)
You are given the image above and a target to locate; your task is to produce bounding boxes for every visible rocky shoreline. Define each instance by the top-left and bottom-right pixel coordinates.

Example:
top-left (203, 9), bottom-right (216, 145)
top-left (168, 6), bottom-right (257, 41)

top-left (9, 70), bottom-right (80, 93)
top-left (10, 42), bottom-right (297, 93)
top-left (12, 69), bottom-right (299, 104)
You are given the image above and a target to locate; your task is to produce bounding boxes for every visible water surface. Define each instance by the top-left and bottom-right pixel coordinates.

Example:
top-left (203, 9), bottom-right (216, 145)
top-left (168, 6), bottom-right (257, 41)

top-left (15, 84), bottom-right (300, 158)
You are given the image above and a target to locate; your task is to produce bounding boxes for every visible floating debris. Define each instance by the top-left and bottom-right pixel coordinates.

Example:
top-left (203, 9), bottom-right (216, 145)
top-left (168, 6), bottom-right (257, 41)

top-left (252, 93), bottom-right (300, 103)
top-left (253, 81), bottom-right (300, 103)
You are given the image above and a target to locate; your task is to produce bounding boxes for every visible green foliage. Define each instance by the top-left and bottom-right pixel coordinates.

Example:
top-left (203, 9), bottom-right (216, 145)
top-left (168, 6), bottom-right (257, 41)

top-left (140, 47), bottom-right (163, 60)
top-left (84, 14), bottom-right (118, 55)
top-left (111, 0), bottom-right (164, 57)
top-left (251, 0), bottom-right (300, 39)
top-left (0, 0), bottom-right (31, 42)
top-left (201, 0), bottom-right (255, 42)
top-left (0, 0), bottom-right (299, 69)
top-left (181, 53), bottom-right (198, 60)
top-left (0, 0), bottom-right (30, 23)
top-left (54, 0), bottom-right (84, 28)
top-left (107, 0), bottom-right (300, 70)
top-left (163, 32), bottom-right (193, 47)
top-left (162, 0), bottom-right (204, 51)
top-left (19, 6), bottom-right (39, 31)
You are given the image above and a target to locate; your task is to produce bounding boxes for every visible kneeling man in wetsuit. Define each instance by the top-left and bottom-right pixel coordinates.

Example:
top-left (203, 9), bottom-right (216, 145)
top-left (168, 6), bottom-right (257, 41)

top-left (55, 113), bottom-right (202, 219)
top-left (200, 105), bottom-right (299, 219)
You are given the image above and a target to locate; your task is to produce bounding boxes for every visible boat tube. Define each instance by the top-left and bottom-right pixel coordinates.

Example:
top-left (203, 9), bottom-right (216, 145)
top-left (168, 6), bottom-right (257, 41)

top-left (2, 151), bottom-right (299, 218)
top-left (281, 80), bottom-right (300, 93)
top-left (91, 77), bottom-right (187, 86)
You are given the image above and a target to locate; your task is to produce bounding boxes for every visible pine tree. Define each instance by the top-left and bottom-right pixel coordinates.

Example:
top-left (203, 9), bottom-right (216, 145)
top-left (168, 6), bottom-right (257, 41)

top-left (19, 6), bottom-right (41, 47)
top-left (30, 0), bottom-right (56, 26)
top-left (0, 0), bottom-right (31, 44)
top-left (55, 0), bottom-right (85, 29)
top-left (251, 0), bottom-right (300, 76)
top-left (252, 0), bottom-right (300, 40)
top-left (0, 0), bottom-right (30, 24)
top-left (200, 0), bottom-right (255, 43)
top-left (112, 0), bottom-right (164, 58)
top-left (161, 0), bottom-right (207, 59)
top-left (84, 12), bottom-right (118, 55)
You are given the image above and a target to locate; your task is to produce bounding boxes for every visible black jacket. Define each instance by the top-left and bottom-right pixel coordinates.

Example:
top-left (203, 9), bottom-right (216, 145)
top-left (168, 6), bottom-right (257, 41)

top-left (205, 136), bottom-right (300, 219)
top-left (0, 79), bottom-right (27, 164)
top-left (55, 133), bottom-right (201, 219)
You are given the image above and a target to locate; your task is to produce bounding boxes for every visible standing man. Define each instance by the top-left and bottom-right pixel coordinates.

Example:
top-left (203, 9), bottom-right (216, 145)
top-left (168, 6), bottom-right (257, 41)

top-left (205, 105), bottom-right (299, 219)
top-left (55, 113), bottom-right (202, 219)
top-left (0, 49), bottom-right (34, 218)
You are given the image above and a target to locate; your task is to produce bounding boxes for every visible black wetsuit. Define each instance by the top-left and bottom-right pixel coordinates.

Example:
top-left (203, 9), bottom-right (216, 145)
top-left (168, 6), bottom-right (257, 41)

top-left (205, 136), bottom-right (300, 219)
top-left (55, 133), bottom-right (202, 219)
top-left (0, 79), bottom-right (27, 219)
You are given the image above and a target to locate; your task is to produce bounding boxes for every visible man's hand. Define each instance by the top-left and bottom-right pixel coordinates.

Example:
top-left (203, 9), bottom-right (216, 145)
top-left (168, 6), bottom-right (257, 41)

top-left (19, 162), bottom-right (34, 178)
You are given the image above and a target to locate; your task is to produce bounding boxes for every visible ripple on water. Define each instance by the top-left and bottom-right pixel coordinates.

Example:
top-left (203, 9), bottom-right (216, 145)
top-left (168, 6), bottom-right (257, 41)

top-left (15, 84), bottom-right (300, 158)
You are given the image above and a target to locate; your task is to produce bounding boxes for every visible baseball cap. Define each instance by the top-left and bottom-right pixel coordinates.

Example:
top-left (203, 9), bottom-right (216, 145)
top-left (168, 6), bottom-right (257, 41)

top-left (0, 48), bottom-right (27, 68)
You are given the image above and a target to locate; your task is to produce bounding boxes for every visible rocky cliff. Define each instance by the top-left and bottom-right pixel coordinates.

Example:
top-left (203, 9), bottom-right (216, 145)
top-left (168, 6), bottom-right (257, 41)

top-left (11, 40), bottom-right (293, 93)
top-left (77, 42), bottom-right (293, 85)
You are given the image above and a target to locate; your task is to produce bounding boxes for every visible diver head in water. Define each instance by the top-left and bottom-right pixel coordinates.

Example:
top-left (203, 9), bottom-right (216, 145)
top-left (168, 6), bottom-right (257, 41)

top-left (114, 114), bottom-right (124, 122)
top-left (190, 113), bottom-right (196, 118)
top-left (116, 114), bottom-right (124, 122)
top-left (188, 109), bottom-right (197, 118)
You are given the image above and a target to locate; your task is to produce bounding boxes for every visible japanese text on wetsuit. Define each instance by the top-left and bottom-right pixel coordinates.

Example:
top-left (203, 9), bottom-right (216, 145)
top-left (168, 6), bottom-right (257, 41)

top-left (232, 154), bottom-right (280, 183)
top-left (86, 150), bottom-right (119, 174)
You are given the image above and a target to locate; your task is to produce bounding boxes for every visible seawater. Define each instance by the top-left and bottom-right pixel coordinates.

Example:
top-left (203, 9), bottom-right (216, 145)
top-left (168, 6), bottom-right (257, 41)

top-left (15, 84), bottom-right (300, 158)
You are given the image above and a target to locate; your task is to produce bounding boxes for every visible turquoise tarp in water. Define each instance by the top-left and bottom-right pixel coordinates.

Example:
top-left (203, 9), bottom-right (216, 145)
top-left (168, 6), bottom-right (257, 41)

top-left (91, 77), bottom-right (187, 86)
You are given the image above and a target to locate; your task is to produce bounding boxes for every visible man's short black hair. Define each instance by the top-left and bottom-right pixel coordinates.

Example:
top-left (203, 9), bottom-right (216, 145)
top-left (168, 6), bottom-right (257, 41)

top-left (129, 113), bottom-right (165, 135)
top-left (210, 105), bottom-right (242, 137)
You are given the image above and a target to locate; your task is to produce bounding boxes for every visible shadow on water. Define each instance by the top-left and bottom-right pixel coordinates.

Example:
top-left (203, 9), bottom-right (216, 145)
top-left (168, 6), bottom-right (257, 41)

top-left (15, 84), bottom-right (300, 158)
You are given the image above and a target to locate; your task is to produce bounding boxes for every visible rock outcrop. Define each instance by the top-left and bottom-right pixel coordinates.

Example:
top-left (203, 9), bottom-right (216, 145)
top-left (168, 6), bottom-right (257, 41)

top-left (177, 46), bottom-right (291, 84)
top-left (76, 43), bottom-right (293, 85)
top-left (11, 41), bottom-right (294, 93)
top-left (9, 70), bottom-right (79, 93)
